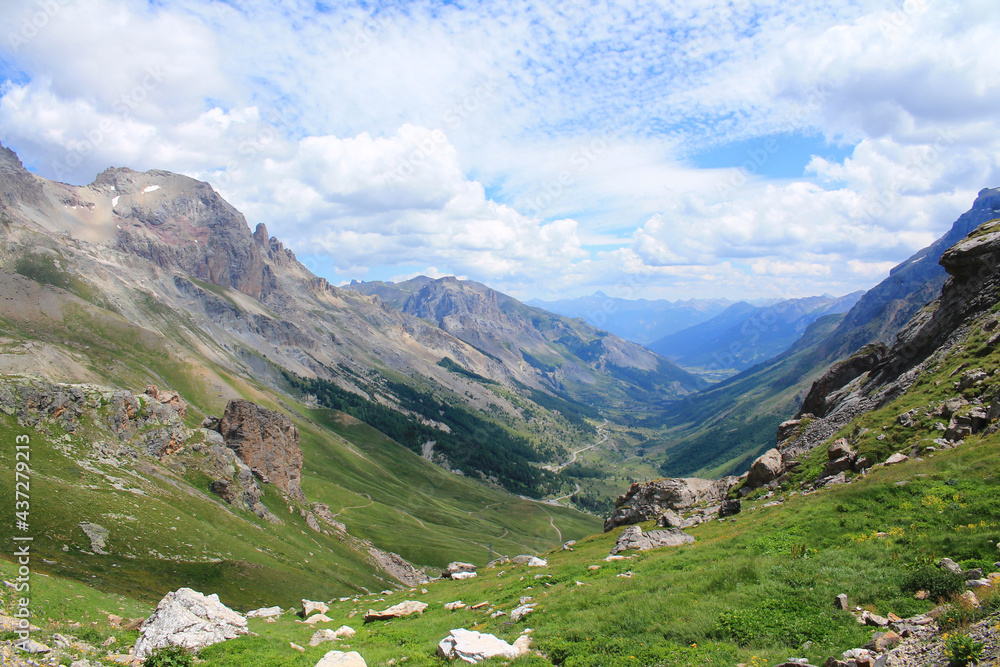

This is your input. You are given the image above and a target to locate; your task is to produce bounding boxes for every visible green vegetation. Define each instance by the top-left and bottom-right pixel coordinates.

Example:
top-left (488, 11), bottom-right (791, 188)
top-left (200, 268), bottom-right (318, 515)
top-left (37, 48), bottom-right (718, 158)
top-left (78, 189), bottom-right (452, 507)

top-left (944, 633), bottom-right (985, 667)
top-left (287, 372), bottom-right (556, 496)
top-left (436, 356), bottom-right (497, 384)
top-left (145, 646), bottom-right (196, 667)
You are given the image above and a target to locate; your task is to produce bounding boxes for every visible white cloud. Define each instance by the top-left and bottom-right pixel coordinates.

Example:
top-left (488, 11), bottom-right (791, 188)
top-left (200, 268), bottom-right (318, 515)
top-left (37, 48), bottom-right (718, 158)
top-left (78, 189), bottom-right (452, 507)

top-left (0, 0), bottom-right (997, 300)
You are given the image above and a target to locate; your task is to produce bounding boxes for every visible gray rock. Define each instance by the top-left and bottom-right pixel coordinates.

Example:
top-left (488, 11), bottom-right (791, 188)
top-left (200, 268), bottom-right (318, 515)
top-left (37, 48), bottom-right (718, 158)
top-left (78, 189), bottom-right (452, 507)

top-left (79, 522), bottom-right (109, 554)
top-left (604, 476), bottom-right (736, 531)
top-left (610, 525), bottom-right (695, 555)
top-left (962, 568), bottom-right (983, 580)
top-left (303, 600), bottom-right (330, 617)
top-left (834, 594), bottom-right (848, 610)
top-left (718, 499), bottom-right (741, 517)
top-left (938, 558), bottom-right (963, 575)
top-left (133, 587), bottom-right (249, 660)
top-left (17, 638), bottom-right (51, 654)
top-left (966, 579), bottom-right (990, 588)
top-left (747, 448), bottom-right (784, 488)
top-left (656, 509), bottom-right (683, 528)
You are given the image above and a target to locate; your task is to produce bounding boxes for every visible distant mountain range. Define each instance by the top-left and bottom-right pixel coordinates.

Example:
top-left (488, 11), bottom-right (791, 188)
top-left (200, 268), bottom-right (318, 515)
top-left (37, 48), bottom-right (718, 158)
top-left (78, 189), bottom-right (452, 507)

top-left (526, 293), bottom-right (734, 344)
top-left (646, 293), bottom-right (864, 374)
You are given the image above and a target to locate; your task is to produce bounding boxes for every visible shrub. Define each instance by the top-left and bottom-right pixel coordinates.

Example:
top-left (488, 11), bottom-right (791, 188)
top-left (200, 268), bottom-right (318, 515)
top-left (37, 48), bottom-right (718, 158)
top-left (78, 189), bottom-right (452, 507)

top-left (901, 565), bottom-right (966, 600)
top-left (144, 646), bottom-right (195, 667)
top-left (943, 633), bottom-right (984, 667)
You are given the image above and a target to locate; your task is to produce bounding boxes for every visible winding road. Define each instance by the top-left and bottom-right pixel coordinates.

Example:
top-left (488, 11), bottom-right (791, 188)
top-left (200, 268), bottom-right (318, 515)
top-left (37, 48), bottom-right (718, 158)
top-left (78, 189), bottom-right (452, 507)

top-left (546, 420), bottom-right (609, 473)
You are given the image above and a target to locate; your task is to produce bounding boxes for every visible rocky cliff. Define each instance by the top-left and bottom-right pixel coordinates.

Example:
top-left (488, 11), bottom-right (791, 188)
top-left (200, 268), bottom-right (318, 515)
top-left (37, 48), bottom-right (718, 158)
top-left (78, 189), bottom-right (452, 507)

top-left (217, 398), bottom-right (305, 501)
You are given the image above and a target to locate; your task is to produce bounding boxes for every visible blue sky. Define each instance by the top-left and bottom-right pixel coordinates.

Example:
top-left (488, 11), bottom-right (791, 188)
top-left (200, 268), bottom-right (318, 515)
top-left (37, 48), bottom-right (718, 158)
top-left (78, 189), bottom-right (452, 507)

top-left (0, 0), bottom-right (998, 300)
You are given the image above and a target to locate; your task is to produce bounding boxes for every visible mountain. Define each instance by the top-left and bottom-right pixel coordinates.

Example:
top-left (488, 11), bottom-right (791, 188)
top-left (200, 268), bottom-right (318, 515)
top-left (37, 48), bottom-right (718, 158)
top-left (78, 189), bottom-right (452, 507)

top-left (648, 186), bottom-right (1000, 478)
top-left (0, 141), bottom-right (615, 602)
top-left (648, 293), bottom-right (863, 374)
top-left (526, 292), bottom-right (733, 344)
top-left (346, 277), bottom-right (708, 408)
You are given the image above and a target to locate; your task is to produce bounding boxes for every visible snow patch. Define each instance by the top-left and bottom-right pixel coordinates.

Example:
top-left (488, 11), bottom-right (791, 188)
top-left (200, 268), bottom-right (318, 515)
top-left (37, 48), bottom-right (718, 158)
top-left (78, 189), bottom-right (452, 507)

top-left (111, 196), bottom-right (120, 207)
top-left (143, 185), bottom-right (161, 193)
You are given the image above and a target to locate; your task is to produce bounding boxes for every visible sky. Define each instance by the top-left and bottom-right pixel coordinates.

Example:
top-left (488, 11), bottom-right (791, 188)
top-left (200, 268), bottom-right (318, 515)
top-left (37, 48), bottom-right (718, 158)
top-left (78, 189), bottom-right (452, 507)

top-left (1, 0), bottom-right (998, 302)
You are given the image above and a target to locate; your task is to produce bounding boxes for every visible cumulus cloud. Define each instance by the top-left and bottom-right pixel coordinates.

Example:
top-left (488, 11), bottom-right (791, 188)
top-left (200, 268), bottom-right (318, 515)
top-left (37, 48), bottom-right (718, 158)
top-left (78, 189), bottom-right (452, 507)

top-left (0, 0), bottom-right (997, 299)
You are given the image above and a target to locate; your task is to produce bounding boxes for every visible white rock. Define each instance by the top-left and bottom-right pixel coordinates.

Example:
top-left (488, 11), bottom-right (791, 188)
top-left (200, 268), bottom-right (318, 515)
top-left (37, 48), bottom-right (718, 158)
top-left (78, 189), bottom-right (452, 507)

top-left (247, 606), bottom-right (283, 618)
top-left (363, 600), bottom-right (428, 622)
top-left (450, 571), bottom-right (477, 580)
top-left (315, 650), bottom-right (367, 667)
top-left (437, 628), bottom-right (530, 663)
top-left (510, 603), bottom-right (536, 622)
top-left (884, 452), bottom-right (909, 466)
top-left (133, 587), bottom-right (249, 660)
top-left (305, 613), bottom-right (334, 624)
top-left (444, 601), bottom-right (467, 611)
top-left (526, 557), bottom-right (547, 567)
top-left (303, 599), bottom-right (330, 616)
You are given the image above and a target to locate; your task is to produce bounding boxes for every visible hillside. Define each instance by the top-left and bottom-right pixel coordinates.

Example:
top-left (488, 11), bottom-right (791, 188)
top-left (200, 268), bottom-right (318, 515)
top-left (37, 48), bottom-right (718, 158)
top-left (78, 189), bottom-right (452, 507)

top-left (649, 187), bottom-right (1000, 478)
top-left (648, 293), bottom-right (863, 375)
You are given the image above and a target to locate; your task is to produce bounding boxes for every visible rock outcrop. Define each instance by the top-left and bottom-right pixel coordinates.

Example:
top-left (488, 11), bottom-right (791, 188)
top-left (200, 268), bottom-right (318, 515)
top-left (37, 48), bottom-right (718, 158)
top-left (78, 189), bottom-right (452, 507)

top-left (609, 525), bottom-right (695, 555)
top-left (604, 476), bottom-right (736, 531)
top-left (218, 399), bottom-right (305, 501)
top-left (315, 650), bottom-right (368, 667)
top-left (133, 588), bottom-right (249, 660)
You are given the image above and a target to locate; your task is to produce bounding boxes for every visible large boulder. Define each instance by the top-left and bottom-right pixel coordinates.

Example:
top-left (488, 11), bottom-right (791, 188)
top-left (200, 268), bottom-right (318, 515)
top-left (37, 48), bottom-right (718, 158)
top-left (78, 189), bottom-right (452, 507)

top-left (442, 562), bottom-right (477, 578)
top-left (133, 588), bottom-right (248, 660)
top-left (437, 628), bottom-right (531, 663)
top-left (746, 448), bottom-right (784, 488)
top-left (604, 476), bottom-right (736, 531)
top-left (610, 525), bottom-right (695, 555)
top-left (219, 399), bottom-right (305, 500)
top-left (363, 600), bottom-right (428, 623)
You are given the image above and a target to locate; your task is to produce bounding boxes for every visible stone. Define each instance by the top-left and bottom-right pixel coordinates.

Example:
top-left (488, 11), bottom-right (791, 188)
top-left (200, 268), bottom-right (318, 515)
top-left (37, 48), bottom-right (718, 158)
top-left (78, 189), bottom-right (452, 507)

top-left (747, 448), bottom-right (784, 488)
top-left (17, 638), bottom-right (51, 654)
top-left (247, 606), bottom-right (283, 618)
top-left (363, 600), bottom-right (428, 622)
top-left (526, 557), bottom-right (548, 567)
top-left (718, 499), bottom-right (741, 517)
top-left (864, 631), bottom-right (901, 652)
top-left (451, 572), bottom-right (477, 580)
top-left (305, 614), bottom-right (334, 624)
top-left (961, 568), bottom-right (983, 580)
top-left (303, 600), bottom-right (330, 617)
top-left (437, 628), bottom-right (529, 663)
top-left (510, 603), bottom-right (536, 622)
top-left (609, 525), bottom-right (695, 555)
top-left (965, 579), bottom-right (990, 588)
top-left (315, 650), bottom-right (368, 667)
top-left (863, 612), bottom-right (889, 627)
top-left (511, 555), bottom-right (535, 564)
top-left (884, 453), bottom-right (908, 466)
top-left (604, 476), bottom-right (737, 531)
top-left (133, 587), bottom-right (249, 660)
top-left (79, 522), bottom-right (109, 554)
top-left (309, 629), bottom-right (338, 647)
top-left (442, 561), bottom-right (477, 578)
top-left (959, 590), bottom-right (980, 607)
top-left (219, 399), bottom-right (305, 500)
top-left (656, 509), bottom-right (683, 528)
top-left (853, 456), bottom-right (873, 472)
top-left (914, 590), bottom-right (929, 600)
top-left (938, 558), bottom-right (963, 575)
top-left (834, 594), bottom-right (848, 610)
top-left (828, 438), bottom-right (853, 460)
top-left (588, 565), bottom-right (600, 571)
top-left (291, 642), bottom-right (305, 652)
top-left (444, 601), bottom-right (467, 611)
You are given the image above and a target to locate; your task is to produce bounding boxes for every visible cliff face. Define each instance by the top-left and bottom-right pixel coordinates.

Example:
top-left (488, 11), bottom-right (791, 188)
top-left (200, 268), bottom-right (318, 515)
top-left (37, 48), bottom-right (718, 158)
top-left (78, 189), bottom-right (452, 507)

top-left (218, 399), bottom-right (305, 501)
top-left (775, 216), bottom-right (1000, 463)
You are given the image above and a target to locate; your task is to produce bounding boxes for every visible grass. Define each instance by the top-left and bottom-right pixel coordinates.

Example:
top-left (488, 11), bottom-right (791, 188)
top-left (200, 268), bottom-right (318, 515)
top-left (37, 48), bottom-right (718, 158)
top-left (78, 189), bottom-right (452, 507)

top-left (5, 432), bottom-right (997, 666)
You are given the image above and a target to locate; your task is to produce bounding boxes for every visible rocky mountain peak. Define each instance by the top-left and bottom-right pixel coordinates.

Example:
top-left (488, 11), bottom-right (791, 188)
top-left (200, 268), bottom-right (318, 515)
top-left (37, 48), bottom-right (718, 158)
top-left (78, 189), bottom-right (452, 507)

top-left (0, 141), bottom-right (46, 213)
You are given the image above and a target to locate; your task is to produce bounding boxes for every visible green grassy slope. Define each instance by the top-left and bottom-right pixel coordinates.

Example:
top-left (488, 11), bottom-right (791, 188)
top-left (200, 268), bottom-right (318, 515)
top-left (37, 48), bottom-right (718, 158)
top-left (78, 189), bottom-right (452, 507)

top-left (0, 277), bottom-right (600, 609)
top-left (5, 431), bottom-right (997, 666)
